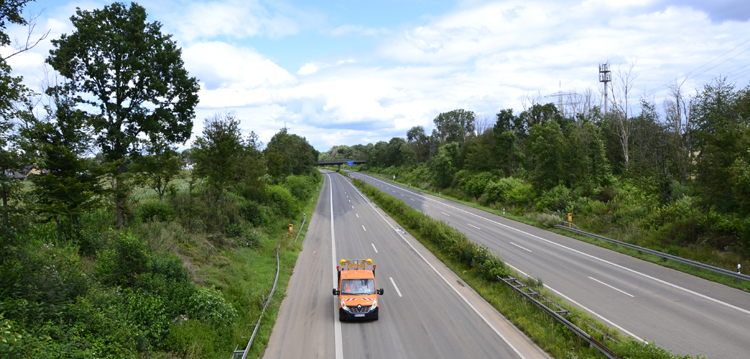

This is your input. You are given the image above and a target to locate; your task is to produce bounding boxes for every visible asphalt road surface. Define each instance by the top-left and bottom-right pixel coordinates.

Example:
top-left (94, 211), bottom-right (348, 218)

top-left (347, 171), bottom-right (750, 359)
top-left (264, 171), bottom-right (550, 359)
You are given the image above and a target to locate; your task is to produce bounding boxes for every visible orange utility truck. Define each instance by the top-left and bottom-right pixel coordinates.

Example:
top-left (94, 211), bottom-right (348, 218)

top-left (332, 259), bottom-right (384, 321)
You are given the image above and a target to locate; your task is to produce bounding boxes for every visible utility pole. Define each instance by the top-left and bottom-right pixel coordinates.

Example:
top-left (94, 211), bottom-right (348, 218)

top-left (599, 63), bottom-right (611, 115)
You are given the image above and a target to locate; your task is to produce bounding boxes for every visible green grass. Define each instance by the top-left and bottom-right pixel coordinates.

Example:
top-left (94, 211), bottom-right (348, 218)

top-left (356, 170), bottom-right (750, 293)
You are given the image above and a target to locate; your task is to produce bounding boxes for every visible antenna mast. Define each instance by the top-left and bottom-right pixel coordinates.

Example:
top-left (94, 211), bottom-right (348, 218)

top-left (599, 63), bottom-right (611, 115)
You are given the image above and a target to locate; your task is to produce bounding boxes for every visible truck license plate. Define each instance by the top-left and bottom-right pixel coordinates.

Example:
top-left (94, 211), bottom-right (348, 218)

top-left (354, 314), bottom-right (365, 318)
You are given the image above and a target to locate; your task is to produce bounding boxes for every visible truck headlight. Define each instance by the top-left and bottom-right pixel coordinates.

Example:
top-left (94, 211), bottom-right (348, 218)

top-left (340, 300), bottom-right (349, 311)
top-left (370, 299), bottom-right (377, 310)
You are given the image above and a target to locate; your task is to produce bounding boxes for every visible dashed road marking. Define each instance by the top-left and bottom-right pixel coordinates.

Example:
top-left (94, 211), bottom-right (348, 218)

top-left (372, 243), bottom-right (378, 253)
top-left (390, 277), bottom-right (403, 297)
top-left (468, 223), bottom-right (481, 230)
top-left (510, 242), bottom-right (532, 252)
top-left (589, 277), bottom-right (634, 298)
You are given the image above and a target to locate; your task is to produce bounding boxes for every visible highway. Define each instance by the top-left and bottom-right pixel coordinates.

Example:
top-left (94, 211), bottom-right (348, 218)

top-left (264, 171), bottom-right (550, 359)
top-left (347, 171), bottom-right (750, 358)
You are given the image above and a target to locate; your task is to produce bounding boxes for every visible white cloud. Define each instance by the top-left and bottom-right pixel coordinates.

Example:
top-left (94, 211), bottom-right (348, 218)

top-left (330, 24), bottom-right (389, 36)
top-left (173, 0), bottom-right (301, 42)
top-left (298, 63), bottom-right (319, 75)
top-left (182, 42), bottom-right (297, 97)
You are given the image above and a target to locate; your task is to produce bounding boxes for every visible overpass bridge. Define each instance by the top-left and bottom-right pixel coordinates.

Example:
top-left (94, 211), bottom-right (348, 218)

top-left (318, 159), bottom-right (366, 170)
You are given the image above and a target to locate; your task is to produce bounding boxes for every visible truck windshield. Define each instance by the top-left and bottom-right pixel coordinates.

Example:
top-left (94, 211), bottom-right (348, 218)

top-left (341, 279), bottom-right (375, 295)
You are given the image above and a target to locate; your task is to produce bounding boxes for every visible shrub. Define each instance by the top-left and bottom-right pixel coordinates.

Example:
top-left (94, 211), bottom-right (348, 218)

top-left (96, 232), bottom-right (151, 287)
top-left (265, 185), bottom-right (300, 217)
top-left (187, 287), bottom-right (238, 327)
top-left (537, 184), bottom-right (571, 212)
top-left (138, 200), bottom-right (176, 222)
top-left (285, 175), bottom-right (315, 201)
top-left (460, 172), bottom-right (495, 199)
top-left (535, 212), bottom-right (562, 228)
top-left (240, 200), bottom-right (268, 226)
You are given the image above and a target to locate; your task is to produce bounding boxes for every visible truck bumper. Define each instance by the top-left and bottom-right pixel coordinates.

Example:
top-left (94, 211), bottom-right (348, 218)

top-left (339, 307), bottom-right (379, 321)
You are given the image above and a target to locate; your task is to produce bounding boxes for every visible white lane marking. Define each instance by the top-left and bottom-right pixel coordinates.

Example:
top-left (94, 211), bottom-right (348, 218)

top-left (356, 213), bottom-right (359, 218)
top-left (505, 263), bottom-right (645, 343)
top-left (363, 225), bottom-right (367, 232)
top-left (352, 205), bottom-right (354, 209)
top-left (424, 204), bottom-right (430, 207)
top-left (410, 198), bottom-right (415, 201)
top-left (400, 194), bottom-right (404, 196)
top-left (338, 175), bottom-right (526, 359)
top-left (329, 175), bottom-right (343, 359)
top-left (360, 174), bottom-right (750, 317)
top-left (510, 242), bottom-right (532, 253)
top-left (390, 277), bottom-right (403, 297)
top-left (349, 199), bottom-right (351, 202)
top-left (372, 243), bottom-right (378, 253)
top-left (441, 212), bottom-right (450, 217)
top-left (589, 277), bottom-right (634, 298)
top-left (468, 223), bottom-right (481, 230)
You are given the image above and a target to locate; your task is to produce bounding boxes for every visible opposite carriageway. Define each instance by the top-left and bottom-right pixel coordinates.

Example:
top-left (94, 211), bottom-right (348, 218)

top-left (347, 170), bottom-right (750, 359)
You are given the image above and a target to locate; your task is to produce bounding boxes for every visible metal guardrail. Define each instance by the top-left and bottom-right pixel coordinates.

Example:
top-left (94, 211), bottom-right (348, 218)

top-left (234, 247), bottom-right (281, 359)
top-left (294, 213), bottom-right (306, 243)
top-left (553, 225), bottom-right (750, 283)
top-left (498, 275), bottom-right (621, 359)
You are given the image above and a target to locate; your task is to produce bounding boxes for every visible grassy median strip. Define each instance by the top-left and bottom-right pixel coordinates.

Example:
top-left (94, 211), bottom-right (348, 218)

top-left (351, 177), bottom-right (701, 359)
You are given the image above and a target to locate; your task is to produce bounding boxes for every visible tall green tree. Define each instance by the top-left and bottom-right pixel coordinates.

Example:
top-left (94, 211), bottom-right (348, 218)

top-left (430, 144), bottom-right (456, 188)
top-left (24, 92), bottom-right (104, 240)
top-left (46, 2), bottom-right (200, 227)
top-left (0, 0), bottom-right (36, 242)
top-left (692, 78), bottom-right (744, 230)
top-left (264, 128), bottom-right (318, 178)
top-left (528, 121), bottom-right (565, 190)
top-left (433, 109), bottom-right (475, 146)
top-left (190, 113), bottom-right (245, 201)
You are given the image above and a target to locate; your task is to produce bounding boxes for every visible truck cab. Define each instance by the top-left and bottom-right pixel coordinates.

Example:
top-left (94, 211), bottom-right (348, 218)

top-left (332, 259), bottom-right (384, 321)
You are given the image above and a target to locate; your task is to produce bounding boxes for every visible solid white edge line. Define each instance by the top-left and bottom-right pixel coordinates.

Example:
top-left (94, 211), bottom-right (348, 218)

top-left (390, 277), bottom-right (403, 297)
top-left (510, 242), bottom-right (532, 253)
top-left (372, 243), bottom-right (378, 253)
top-left (589, 277), bottom-right (634, 298)
top-left (330, 175), bottom-right (344, 359)
top-left (505, 263), bottom-right (645, 343)
top-left (339, 173), bottom-right (527, 359)
top-left (468, 223), bottom-right (481, 230)
top-left (360, 173), bottom-right (750, 317)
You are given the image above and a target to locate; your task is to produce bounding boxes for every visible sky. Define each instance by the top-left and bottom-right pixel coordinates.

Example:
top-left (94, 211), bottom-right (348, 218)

top-left (5, 0), bottom-right (750, 152)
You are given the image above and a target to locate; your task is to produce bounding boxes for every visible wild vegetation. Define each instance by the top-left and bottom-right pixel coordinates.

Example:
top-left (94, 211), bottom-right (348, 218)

top-left (0, 2), bottom-right (321, 358)
top-left (324, 77), bottom-right (750, 277)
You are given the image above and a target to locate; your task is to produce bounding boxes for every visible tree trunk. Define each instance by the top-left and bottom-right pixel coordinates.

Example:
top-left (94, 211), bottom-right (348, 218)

top-left (115, 164), bottom-right (126, 229)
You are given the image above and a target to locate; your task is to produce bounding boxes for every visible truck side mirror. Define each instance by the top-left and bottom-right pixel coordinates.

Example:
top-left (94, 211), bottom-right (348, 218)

top-left (378, 288), bottom-right (384, 295)
top-left (332, 288), bottom-right (339, 295)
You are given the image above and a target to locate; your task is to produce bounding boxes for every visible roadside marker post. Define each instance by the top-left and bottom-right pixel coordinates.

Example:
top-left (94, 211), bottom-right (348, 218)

top-left (289, 223), bottom-right (293, 234)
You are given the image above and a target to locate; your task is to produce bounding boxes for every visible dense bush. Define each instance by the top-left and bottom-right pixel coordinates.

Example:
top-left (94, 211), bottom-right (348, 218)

top-left (537, 184), bottom-right (572, 212)
top-left (265, 185), bottom-right (300, 217)
top-left (285, 174), bottom-right (316, 201)
top-left (459, 171), bottom-right (495, 199)
top-left (137, 200), bottom-right (176, 222)
top-left (187, 287), bottom-right (238, 327)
